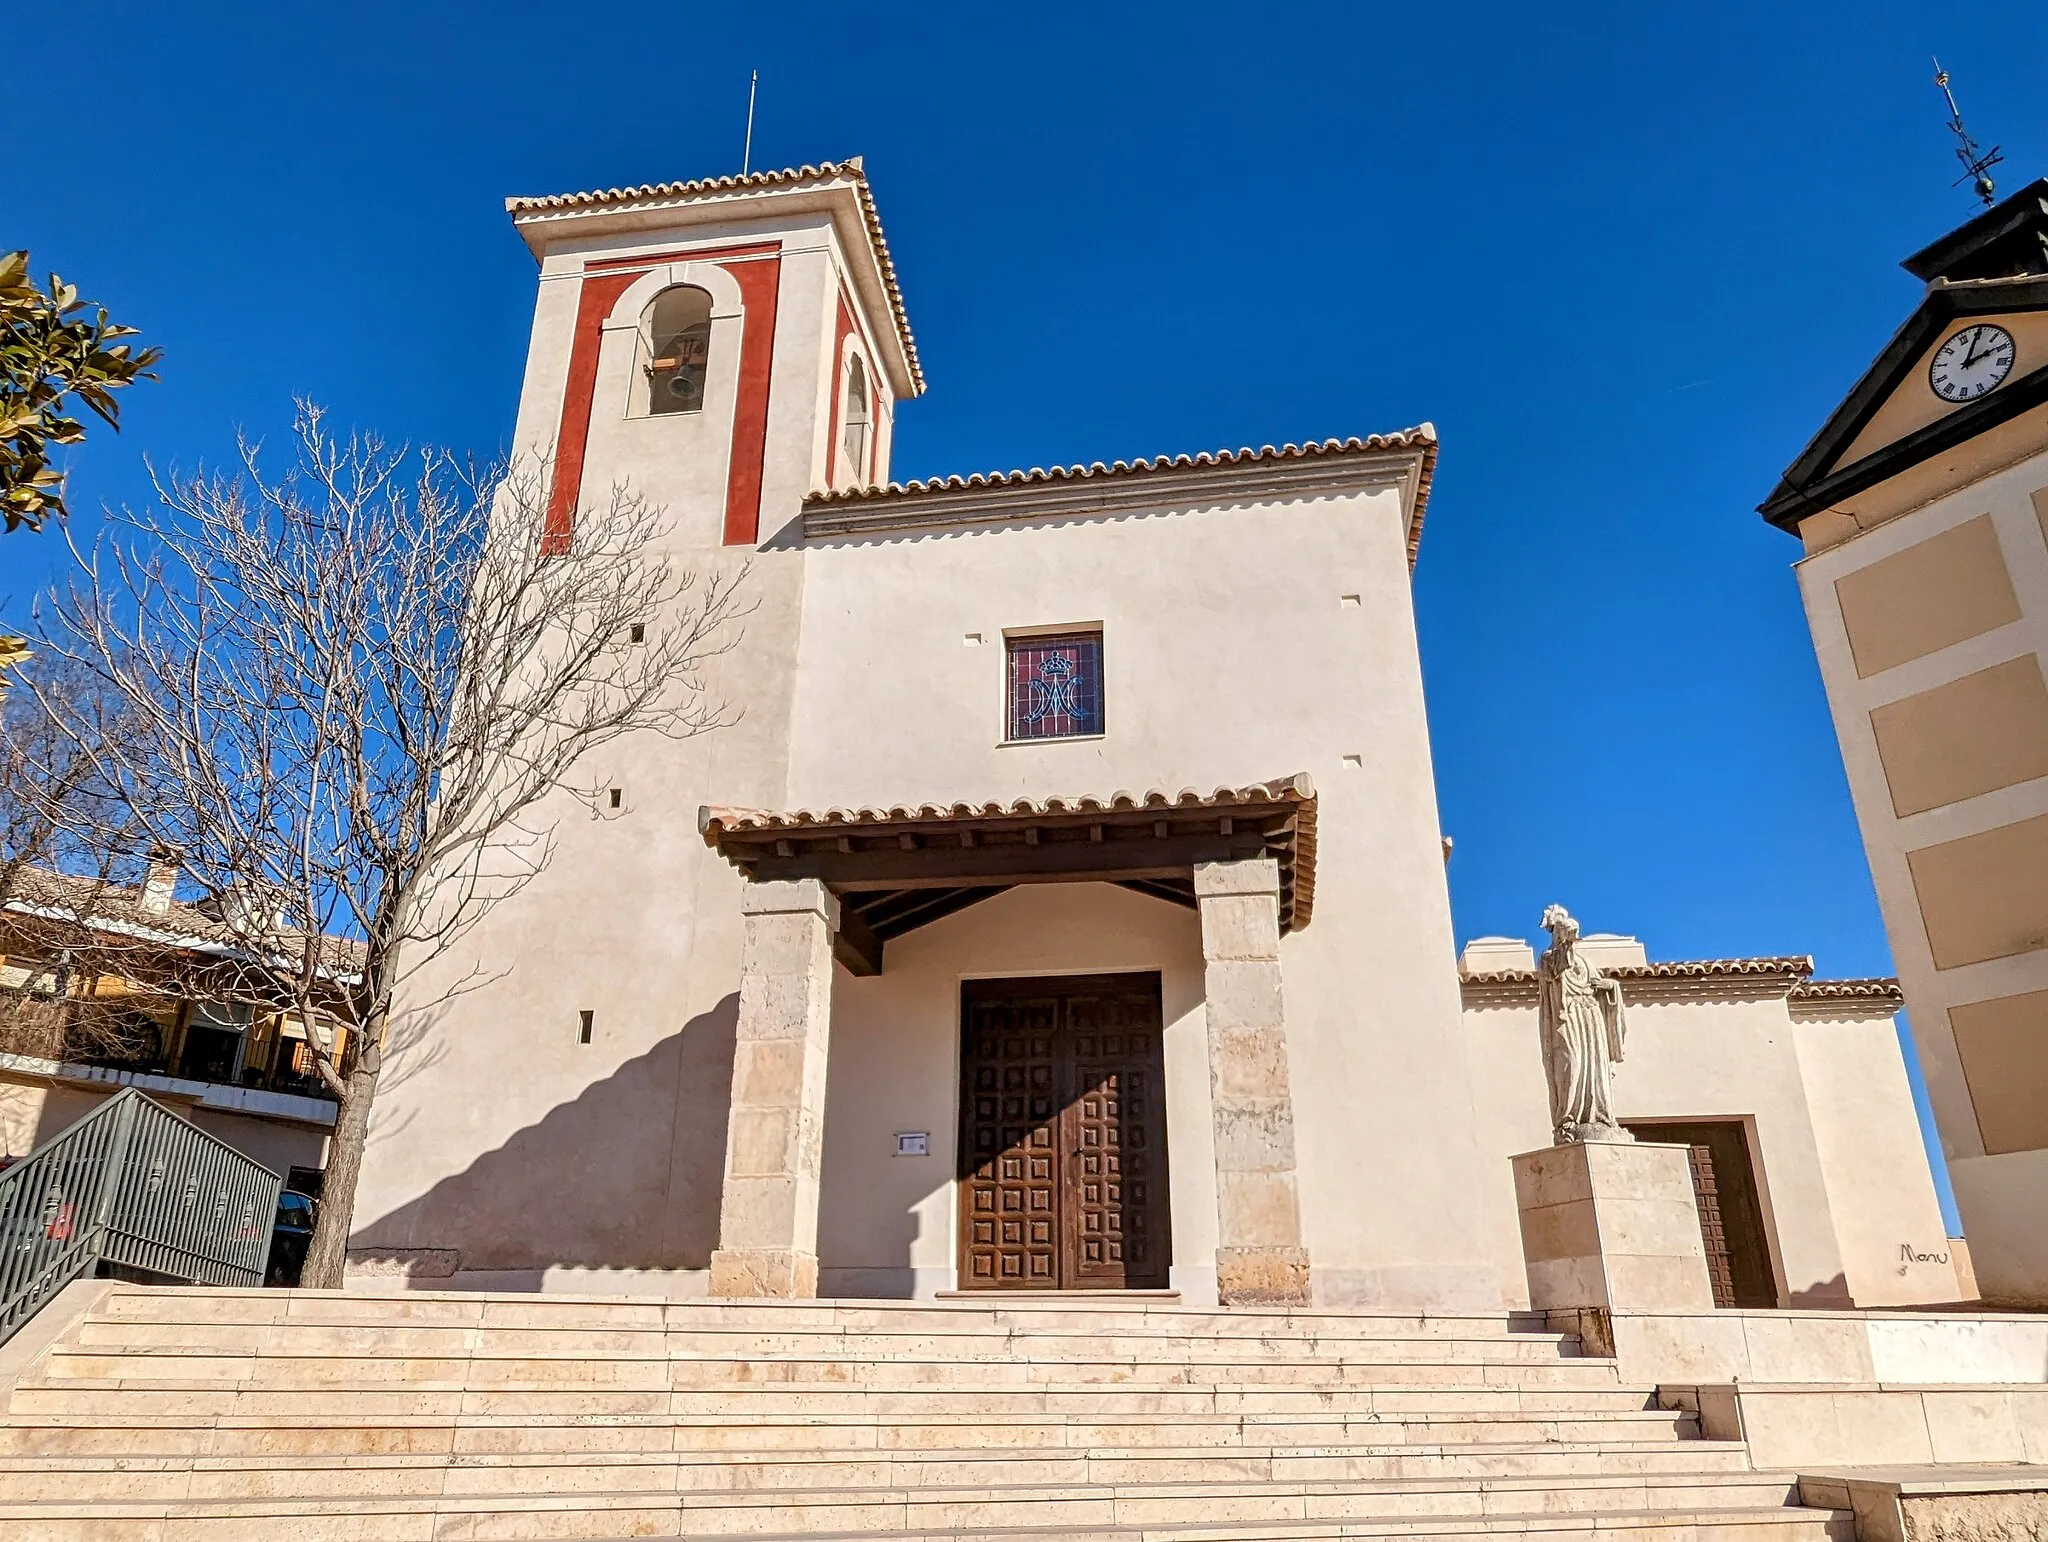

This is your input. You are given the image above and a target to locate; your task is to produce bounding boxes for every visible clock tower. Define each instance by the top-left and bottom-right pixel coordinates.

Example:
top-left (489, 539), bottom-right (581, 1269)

top-left (1762, 181), bottom-right (2048, 1305)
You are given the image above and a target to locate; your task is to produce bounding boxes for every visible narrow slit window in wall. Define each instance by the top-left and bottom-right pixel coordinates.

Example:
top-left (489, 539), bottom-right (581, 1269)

top-left (608, 788), bottom-right (623, 809)
top-left (578, 1010), bottom-right (594, 1044)
top-left (1006, 631), bottom-right (1105, 741)
top-left (841, 355), bottom-right (871, 480)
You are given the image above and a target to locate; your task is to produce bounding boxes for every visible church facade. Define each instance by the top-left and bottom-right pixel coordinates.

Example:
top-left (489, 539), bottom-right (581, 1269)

top-left (350, 162), bottom-right (1957, 1312)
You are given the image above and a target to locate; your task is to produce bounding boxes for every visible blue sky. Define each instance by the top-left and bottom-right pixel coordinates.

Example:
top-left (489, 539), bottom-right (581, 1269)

top-left (14, 1), bottom-right (2045, 1227)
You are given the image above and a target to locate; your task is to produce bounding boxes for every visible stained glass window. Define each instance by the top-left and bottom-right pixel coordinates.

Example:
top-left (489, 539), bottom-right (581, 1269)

top-left (1006, 632), bottom-right (1104, 740)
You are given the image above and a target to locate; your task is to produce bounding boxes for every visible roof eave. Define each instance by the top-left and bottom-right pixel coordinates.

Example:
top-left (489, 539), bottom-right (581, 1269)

top-left (802, 430), bottom-right (1438, 566)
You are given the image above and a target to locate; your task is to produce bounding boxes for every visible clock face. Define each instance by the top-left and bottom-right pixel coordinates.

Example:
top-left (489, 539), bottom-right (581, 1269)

top-left (1929, 323), bottom-right (2017, 403)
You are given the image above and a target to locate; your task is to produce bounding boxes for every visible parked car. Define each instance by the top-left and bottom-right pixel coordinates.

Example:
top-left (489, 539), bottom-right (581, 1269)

top-left (264, 1190), bottom-right (318, 1287)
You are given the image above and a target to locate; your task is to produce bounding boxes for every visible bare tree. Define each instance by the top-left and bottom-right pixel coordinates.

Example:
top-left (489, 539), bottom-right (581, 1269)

top-left (0, 652), bottom-right (157, 1052)
top-left (36, 405), bottom-right (747, 1285)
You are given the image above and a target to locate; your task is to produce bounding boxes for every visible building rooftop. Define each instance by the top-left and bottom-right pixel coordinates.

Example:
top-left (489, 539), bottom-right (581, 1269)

top-left (2, 865), bottom-right (363, 978)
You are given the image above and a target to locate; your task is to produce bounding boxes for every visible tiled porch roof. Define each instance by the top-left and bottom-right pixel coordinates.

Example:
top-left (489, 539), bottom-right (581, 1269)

top-left (700, 777), bottom-right (1316, 976)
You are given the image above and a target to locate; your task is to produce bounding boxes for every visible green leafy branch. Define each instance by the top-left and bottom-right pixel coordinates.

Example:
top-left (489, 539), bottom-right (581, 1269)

top-left (1, 250), bottom-right (162, 533)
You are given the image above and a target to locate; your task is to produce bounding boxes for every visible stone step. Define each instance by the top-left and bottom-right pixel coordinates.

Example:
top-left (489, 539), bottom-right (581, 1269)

top-left (0, 1407), bottom-right (1704, 1457)
top-left (0, 1438), bottom-right (1757, 1500)
top-left (3, 1286), bottom-right (1819, 1542)
top-left (613, 1515), bottom-right (1854, 1542)
top-left (0, 1508), bottom-right (1857, 1542)
top-left (29, 1349), bottom-right (1621, 1392)
top-left (71, 1320), bottom-right (1587, 1365)
top-left (0, 1466), bottom-right (1826, 1539)
top-left (90, 1288), bottom-right (1562, 1340)
top-left (10, 1381), bottom-right (1666, 1422)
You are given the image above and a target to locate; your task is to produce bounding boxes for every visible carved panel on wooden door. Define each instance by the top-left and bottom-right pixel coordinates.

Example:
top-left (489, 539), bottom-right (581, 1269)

top-left (958, 973), bottom-right (1170, 1290)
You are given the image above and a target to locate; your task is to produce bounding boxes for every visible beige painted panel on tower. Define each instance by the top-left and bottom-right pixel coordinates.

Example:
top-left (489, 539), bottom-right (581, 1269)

top-left (1835, 516), bottom-right (2022, 678)
top-left (1870, 655), bottom-right (2048, 817)
top-left (2034, 486), bottom-right (2048, 552)
top-left (1907, 810), bottom-right (2048, 970)
top-left (1950, 988), bottom-right (2048, 1155)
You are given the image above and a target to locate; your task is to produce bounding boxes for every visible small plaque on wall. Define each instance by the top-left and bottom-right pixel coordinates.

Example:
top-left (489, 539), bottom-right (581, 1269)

top-left (894, 1131), bottom-right (929, 1157)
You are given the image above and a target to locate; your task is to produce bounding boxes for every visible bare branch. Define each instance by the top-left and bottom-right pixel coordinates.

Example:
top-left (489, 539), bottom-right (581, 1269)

top-left (33, 404), bottom-right (747, 1283)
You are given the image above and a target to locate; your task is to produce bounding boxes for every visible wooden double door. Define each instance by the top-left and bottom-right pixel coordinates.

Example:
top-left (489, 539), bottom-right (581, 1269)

top-left (1623, 1119), bottom-right (1777, 1309)
top-left (957, 973), bottom-right (1171, 1290)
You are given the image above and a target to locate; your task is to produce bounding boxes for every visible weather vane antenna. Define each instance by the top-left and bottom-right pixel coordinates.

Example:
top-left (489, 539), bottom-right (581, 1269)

top-left (1933, 58), bottom-right (2002, 208)
top-left (742, 70), bottom-right (759, 176)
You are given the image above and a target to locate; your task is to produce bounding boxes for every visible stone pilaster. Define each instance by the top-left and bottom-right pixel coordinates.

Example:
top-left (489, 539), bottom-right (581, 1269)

top-left (709, 878), bottom-right (840, 1298)
top-left (1196, 856), bottom-right (1312, 1306)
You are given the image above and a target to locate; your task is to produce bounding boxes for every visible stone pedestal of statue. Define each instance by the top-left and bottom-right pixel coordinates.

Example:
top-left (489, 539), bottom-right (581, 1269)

top-left (1511, 1140), bottom-right (1716, 1334)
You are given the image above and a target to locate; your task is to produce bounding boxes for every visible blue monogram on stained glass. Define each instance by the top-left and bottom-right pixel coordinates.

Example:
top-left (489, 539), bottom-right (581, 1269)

top-left (1007, 632), bottom-right (1104, 740)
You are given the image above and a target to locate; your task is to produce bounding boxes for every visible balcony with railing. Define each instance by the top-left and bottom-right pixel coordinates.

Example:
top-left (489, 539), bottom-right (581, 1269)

top-left (0, 991), bottom-right (339, 1125)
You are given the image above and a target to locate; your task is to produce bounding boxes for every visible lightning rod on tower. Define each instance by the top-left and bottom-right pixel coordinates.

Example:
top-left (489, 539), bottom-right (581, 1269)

top-left (742, 71), bottom-right (759, 176)
top-left (1933, 58), bottom-right (2002, 208)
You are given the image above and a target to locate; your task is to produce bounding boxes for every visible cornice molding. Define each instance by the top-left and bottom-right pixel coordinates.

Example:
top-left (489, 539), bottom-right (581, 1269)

top-left (801, 446), bottom-right (1430, 550)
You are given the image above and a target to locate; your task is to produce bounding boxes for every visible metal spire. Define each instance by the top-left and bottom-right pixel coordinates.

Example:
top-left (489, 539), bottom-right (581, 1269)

top-left (1933, 58), bottom-right (2003, 208)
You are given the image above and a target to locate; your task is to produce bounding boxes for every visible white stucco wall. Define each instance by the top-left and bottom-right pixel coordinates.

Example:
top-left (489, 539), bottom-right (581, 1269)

top-left (785, 483), bottom-right (1504, 1310)
top-left (1793, 1007), bottom-right (1965, 1304)
top-left (1460, 953), bottom-right (1956, 1310)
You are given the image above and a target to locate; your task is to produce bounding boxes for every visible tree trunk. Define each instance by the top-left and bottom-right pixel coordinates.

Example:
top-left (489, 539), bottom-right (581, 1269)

top-left (301, 1035), bottom-right (382, 1289)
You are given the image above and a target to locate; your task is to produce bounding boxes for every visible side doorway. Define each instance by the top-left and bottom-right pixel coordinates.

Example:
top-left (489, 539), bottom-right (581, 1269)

top-left (1623, 1119), bottom-right (1778, 1308)
top-left (957, 972), bottom-right (1171, 1290)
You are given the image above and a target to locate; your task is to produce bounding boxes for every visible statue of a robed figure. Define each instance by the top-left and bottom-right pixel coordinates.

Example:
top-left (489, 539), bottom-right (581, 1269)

top-left (1537, 905), bottom-right (1632, 1145)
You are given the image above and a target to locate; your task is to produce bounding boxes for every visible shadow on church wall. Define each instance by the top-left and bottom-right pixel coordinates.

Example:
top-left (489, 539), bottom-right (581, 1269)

top-left (351, 995), bottom-right (739, 1275)
top-left (1788, 1273), bottom-right (1853, 1309)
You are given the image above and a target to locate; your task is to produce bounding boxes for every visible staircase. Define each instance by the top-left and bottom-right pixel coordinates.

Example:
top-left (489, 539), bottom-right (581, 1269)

top-left (0, 1285), bottom-right (1850, 1541)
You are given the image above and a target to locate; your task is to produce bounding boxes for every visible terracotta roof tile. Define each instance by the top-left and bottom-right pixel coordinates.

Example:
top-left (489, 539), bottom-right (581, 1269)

top-left (506, 159), bottom-right (923, 394)
top-left (3, 865), bottom-right (364, 974)
top-left (699, 776), bottom-right (1316, 839)
top-left (1788, 976), bottom-right (1906, 1004)
top-left (1462, 954), bottom-right (1903, 1008)
top-left (701, 776), bottom-right (1317, 933)
top-left (1463, 956), bottom-right (1817, 986)
top-left (805, 429), bottom-right (1439, 564)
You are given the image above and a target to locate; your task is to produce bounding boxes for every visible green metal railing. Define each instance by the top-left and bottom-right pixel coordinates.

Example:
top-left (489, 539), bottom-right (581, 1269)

top-left (0, 1087), bottom-right (281, 1344)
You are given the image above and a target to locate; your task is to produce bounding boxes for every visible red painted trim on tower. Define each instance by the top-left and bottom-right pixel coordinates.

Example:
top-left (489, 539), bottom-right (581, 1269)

top-left (543, 270), bottom-right (639, 555)
top-left (542, 244), bottom-right (784, 552)
top-left (720, 255), bottom-right (781, 546)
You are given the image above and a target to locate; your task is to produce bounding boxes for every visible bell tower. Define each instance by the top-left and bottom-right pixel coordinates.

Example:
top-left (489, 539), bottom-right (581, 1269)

top-left (352, 165), bottom-right (923, 1287)
top-left (503, 159), bottom-right (923, 552)
top-left (1760, 178), bottom-right (2048, 1306)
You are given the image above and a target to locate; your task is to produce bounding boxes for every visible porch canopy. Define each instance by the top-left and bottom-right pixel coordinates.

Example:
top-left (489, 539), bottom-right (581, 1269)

top-left (699, 774), bottom-right (1317, 976)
